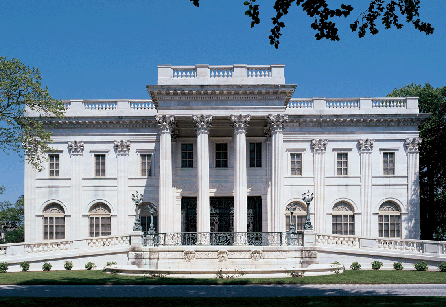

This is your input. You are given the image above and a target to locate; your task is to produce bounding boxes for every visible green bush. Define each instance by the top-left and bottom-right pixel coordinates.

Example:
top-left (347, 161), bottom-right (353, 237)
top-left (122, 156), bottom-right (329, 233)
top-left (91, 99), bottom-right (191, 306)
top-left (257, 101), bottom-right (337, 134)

top-left (414, 261), bottom-right (428, 271)
top-left (350, 262), bottom-right (361, 270)
top-left (42, 262), bottom-right (52, 271)
top-left (64, 261), bottom-right (73, 271)
top-left (371, 261), bottom-right (383, 270)
top-left (19, 261), bottom-right (30, 272)
top-left (106, 262), bottom-right (117, 266)
top-left (438, 262), bottom-right (446, 272)
top-left (0, 262), bottom-right (8, 273)
top-left (393, 262), bottom-right (403, 270)
top-left (85, 262), bottom-right (96, 270)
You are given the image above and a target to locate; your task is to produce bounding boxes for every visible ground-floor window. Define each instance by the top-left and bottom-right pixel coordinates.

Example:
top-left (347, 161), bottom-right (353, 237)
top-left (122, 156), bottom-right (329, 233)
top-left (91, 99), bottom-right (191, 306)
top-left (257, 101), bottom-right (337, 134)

top-left (332, 201), bottom-right (355, 235)
top-left (139, 202), bottom-right (158, 233)
top-left (378, 201), bottom-right (401, 238)
top-left (285, 201), bottom-right (307, 231)
top-left (43, 203), bottom-right (65, 240)
top-left (89, 203), bottom-right (111, 237)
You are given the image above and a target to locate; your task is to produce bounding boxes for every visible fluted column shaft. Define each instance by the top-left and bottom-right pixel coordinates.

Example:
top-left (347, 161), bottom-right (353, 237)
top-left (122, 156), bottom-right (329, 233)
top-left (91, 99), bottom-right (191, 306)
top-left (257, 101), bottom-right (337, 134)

top-left (358, 139), bottom-right (374, 237)
top-left (406, 138), bottom-right (422, 239)
top-left (311, 139), bottom-right (328, 233)
top-left (115, 140), bottom-right (130, 235)
top-left (194, 115), bottom-right (212, 233)
top-left (68, 141), bottom-right (84, 239)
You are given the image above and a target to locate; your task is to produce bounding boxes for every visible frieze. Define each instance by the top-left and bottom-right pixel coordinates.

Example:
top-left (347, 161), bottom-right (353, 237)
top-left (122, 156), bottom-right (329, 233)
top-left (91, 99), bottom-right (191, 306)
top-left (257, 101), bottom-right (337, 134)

top-left (183, 250), bottom-right (196, 262)
top-left (44, 118), bottom-right (158, 129)
top-left (68, 140), bottom-right (84, 155)
top-left (287, 115), bottom-right (424, 127)
top-left (358, 139), bottom-right (374, 153)
top-left (311, 139), bottom-right (328, 152)
top-left (114, 140), bottom-right (130, 155)
top-left (217, 250), bottom-right (228, 262)
top-left (250, 250), bottom-right (262, 261)
top-left (230, 114), bottom-right (250, 133)
top-left (405, 138), bottom-right (422, 153)
top-left (193, 114), bottom-right (213, 134)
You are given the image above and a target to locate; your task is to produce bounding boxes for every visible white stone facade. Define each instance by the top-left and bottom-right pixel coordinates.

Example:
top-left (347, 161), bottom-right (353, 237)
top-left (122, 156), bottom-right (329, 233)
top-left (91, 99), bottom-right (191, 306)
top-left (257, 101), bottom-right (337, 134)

top-left (24, 64), bottom-right (423, 242)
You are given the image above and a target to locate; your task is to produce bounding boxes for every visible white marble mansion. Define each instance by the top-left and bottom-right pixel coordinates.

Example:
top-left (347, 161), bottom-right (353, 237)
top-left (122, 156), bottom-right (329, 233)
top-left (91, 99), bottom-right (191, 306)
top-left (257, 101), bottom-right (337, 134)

top-left (24, 64), bottom-right (423, 243)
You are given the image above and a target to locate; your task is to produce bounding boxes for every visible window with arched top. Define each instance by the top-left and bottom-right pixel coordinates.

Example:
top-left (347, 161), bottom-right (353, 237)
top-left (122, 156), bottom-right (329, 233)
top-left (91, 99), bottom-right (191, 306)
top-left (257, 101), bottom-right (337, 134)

top-left (89, 203), bottom-right (111, 237)
top-left (139, 202), bottom-right (158, 233)
top-left (378, 201), bottom-right (401, 238)
top-left (285, 202), bottom-right (307, 231)
top-left (332, 201), bottom-right (355, 235)
top-left (43, 203), bottom-right (65, 240)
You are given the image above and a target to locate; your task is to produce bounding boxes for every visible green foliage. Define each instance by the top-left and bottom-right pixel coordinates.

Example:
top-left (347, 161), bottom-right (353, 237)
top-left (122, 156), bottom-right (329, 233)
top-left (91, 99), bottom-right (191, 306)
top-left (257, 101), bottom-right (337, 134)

top-left (350, 262), bottom-right (361, 270)
top-left (438, 262), bottom-right (446, 272)
top-left (371, 261), bottom-right (383, 270)
top-left (0, 262), bottom-right (8, 273)
top-left (414, 261), bottom-right (428, 271)
top-left (106, 262), bottom-right (117, 266)
top-left (0, 193), bottom-right (24, 243)
top-left (42, 262), bottom-right (52, 272)
top-left (190, 1), bottom-right (433, 48)
top-left (19, 261), bottom-right (29, 272)
top-left (85, 262), bottom-right (96, 270)
top-left (393, 262), bottom-right (404, 271)
top-left (388, 83), bottom-right (446, 240)
top-left (64, 261), bottom-right (73, 271)
top-left (0, 56), bottom-right (65, 170)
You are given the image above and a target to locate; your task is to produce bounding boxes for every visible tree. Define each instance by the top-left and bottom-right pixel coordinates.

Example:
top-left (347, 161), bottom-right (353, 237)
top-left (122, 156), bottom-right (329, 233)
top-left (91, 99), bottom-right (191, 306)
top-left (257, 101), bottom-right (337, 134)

top-left (0, 193), bottom-right (24, 244)
top-left (190, 0), bottom-right (434, 48)
top-left (0, 56), bottom-right (65, 170)
top-left (387, 83), bottom-right (446, 240)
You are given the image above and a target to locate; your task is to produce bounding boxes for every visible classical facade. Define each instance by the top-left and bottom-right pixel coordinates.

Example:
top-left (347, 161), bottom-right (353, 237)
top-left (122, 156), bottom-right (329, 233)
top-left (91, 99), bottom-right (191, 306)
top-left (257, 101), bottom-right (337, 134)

top-left (24, 64), bottom-right (423, 243)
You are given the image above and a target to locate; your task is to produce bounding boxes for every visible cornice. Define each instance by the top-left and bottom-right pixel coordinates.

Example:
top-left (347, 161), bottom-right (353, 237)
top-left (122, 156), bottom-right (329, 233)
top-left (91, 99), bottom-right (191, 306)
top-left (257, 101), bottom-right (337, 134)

top-left (286, 114), bottom-right (427, 127)
top-left (42, 117), bottom-right (157, 129)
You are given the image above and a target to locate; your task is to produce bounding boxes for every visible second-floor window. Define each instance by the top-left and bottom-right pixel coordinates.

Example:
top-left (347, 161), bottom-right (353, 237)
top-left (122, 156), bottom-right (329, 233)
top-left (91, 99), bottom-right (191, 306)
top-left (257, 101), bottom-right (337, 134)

top-left (383, 152), bottom-right (395, 175)
top-left (49, 154), bottom-right (59, 177)
top-left (336, 153), bottom-right (348, 176)
top-left (249, 143), bottom-right (262, 167)
top-left (95, 154), bottom-right (106, 177)
top-left (181, 143), bottom-right (193, 168)
top-left (141, 154), bottom-right (152, 176)
top-left (290, 153), bottom-right (302, 175)
top-left (215, 143), bottom-right (228, 168)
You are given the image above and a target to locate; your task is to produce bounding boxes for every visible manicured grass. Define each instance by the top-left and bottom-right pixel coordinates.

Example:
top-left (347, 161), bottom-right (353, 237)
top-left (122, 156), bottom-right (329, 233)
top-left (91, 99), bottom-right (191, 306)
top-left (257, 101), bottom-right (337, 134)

top-left (1, 270), bottom-right (446, 285)
top-left (1, 297), bottom-right (446, 307)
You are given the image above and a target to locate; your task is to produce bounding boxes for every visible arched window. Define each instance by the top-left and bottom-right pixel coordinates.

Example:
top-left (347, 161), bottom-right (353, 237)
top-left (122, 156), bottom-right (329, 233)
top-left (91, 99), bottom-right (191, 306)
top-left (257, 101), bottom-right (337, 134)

top-left (43, 203), bottom-right (65, 240)
top-left (332, 202), bottom-right (355, 235)
top-left (378, 201), bottom-right (401, 238)
top-left (285, 202), bottom-right (307, 231)
top-left (139, 202), bottom-right (158, 233)
top-left (89, 203), bottom-right (111, 237)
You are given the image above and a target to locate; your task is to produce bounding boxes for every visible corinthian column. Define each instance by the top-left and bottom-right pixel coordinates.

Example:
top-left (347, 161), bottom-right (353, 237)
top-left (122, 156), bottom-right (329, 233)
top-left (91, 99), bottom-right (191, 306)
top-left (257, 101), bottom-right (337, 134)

top-left (230, 114), bottom-right (250, 234)
top-left (68, 140), bottom-right (84, 239)
top-left (267, 114), bottom-right (288, 232)
top-left (193, 115), bottom-right (212, 233)
top-left (156, 115), bottom-right (175, 233)
top-left (311, 139), bottom-right (328, 233)
top-left (114, 140), bottom-right (130, 235)
top-left (405, 138), bottom-right (422, 239)
top-left (358, 139), bottom-right (374, 237)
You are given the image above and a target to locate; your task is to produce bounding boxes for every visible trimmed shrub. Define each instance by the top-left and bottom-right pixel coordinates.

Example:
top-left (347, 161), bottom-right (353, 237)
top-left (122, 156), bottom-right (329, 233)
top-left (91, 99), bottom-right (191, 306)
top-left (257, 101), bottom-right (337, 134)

top-left (0, 262), bottom-right (8, 273)
top-left (438, 262), bottom-right (446, 272)
top-left (350, 262), bottom-right (361, 270)
top-left (393, 262), bottom-right (403, 271)
top-left (371, 261), bottom-right (383, 270)
top-left (414, 261), bottom-right (428, 271)
top-left (64, 261), bottom-right (73, 271)
top-left (42, 262), bottom-right (52, 271)
top-left (85, 262), bottom-right (96, 270)
top-left (106, 262), bottom-right (117, 266)
top-left (19, 261), bottom-right (30, 272)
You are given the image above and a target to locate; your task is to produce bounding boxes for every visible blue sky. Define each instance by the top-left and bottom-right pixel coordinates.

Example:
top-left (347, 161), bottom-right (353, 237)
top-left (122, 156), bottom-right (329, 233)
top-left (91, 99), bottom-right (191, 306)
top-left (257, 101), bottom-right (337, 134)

top-left (1, 0), bottom-right (445, 203)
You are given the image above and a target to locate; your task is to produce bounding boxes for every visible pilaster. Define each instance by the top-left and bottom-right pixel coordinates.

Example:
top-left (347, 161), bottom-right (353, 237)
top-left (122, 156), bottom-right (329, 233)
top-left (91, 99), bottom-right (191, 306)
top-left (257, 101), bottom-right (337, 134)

top-left (114, 140), bottom-right (130, 235)
top-left (230, 114), bottom-right (250, 233)
top-left (267, 114), bottom-right (287, 232)
top-left (68, 140), bottom-right (84, 239)
top-left (24, 154), bottom-right (37, 242)
top-left (311, 139), bottom-right (328, 233)
top-left (405, 138), bottom-right (422, 239)
top-left (156, 115), bottom-right (175, 233)
top-left (358, 139), bottom-right (374, 237)
top-left (193, 114), bottom-right (212, 233)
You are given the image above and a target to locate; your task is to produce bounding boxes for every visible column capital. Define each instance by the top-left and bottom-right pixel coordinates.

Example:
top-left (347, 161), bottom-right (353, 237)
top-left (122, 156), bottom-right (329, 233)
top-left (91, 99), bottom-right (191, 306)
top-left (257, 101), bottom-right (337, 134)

top-left (193, 114), bottom-right (213, 134)
top-left (230, 114), bottom-right (250, 133)
top-left (266, 114), bottom-right (288, 136)
top-left (405, 137), bottom-right (422, 153)
top-left (358, 139), bottom-right (374, 153)
top-left (114, 140), bottom-right (131, 155)
top-left (156, 115), bottom-right (175, 133)
top-left (311, 139), bottom-right (328, 153)
top-left (68, 140), bottom-right (84, 156)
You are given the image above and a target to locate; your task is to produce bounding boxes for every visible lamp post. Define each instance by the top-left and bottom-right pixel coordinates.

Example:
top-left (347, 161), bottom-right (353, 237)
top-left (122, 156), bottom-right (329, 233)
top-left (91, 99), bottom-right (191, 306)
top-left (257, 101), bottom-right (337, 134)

top-left (147, 203), bottom-right (158, 234)
top-left (285, 202), bottom-right (299, 234)
top-left (132, 191), bottom-right (143, 231)
top-left (302, 190), bottom-right (314, 230)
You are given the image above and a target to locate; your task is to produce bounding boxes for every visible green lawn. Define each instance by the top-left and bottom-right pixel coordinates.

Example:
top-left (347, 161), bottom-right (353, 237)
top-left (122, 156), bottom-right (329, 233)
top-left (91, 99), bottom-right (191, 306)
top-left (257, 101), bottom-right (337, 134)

top-left (1, 270), bottom-right (446, 285)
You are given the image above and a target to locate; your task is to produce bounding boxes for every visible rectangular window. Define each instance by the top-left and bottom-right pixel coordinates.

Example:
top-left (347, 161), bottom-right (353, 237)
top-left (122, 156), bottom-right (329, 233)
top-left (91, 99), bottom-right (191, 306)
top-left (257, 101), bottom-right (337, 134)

top-left (383, 152), bottom-right (395, 175)
top-left (249, 143), bottom-right (262, 167)
top-left (336, 153), bottom-right (348, 176)
top-left (181, 143), bottom-right (193, 168)
top-left (95, 154), bottom-right (106, 177)
top-left (332, 215), bottom-right (355, 235)
top-left (290, 153), bottom-right (302, 175)
top-left (286, 215), bottom-right (306, 231)
top-left (43, 216), bottom-right (65, 240)
top-left (379, 214), bottom-right (401, 238)
top-left (215, 143), bottom-right (228, 168)
top-left (89, 216), bottom-right (111, 237)
top-left (141, 154), bottom-right (152, 176)
top-left (49, 154), bottom-right (60, 177)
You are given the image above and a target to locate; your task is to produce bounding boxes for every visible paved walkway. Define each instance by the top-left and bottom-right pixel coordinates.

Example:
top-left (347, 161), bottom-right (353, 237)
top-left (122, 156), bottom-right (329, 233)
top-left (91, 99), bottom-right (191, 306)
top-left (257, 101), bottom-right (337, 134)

top-left (1, 284), bottom-right (446, 297)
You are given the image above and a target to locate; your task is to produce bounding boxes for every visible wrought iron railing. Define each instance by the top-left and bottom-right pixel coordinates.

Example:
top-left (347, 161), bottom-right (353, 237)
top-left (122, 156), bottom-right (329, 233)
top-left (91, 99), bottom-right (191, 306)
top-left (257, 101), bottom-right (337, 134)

top-left (143, 232), bottom-right (303, 247)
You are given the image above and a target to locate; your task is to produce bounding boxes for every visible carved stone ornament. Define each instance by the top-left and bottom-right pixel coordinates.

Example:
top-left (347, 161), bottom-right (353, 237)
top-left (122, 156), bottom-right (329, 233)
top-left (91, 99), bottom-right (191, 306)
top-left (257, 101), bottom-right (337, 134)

top-left (89, 203), bottom-right (111, 214)
top-left (43, 203), bottom-right (65, 214)
top-left (405, 138), bottom-right (422, 153)
top-left (114, 140), bottom-right (130, 155)
top-left (217, 250), bottom-right (228, 262)
top-left (379, 201), bottom-right (400, 212)
top-left (230, 114), bottom-right (250, 133)
top-left (250, 250), bottom-right (262, 261)
top-left (286, 202), bottom-right (306, 212)
top-left (68, 140), bottom-right (84, 155)
top-left (311, 139), bottom-right (328, 152)
top-left (266, 114), bottom-right (288, 136)
top-left (358, 139), bottom-right (374, 153)
top-left (183, 250), bottom-right (196, 262)
top-left (155, 115), bottom-right (175, 133)
top-left (333, 202), bottom-right (353, 212)
top-left (193, 114), bottom-right (213, 134)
